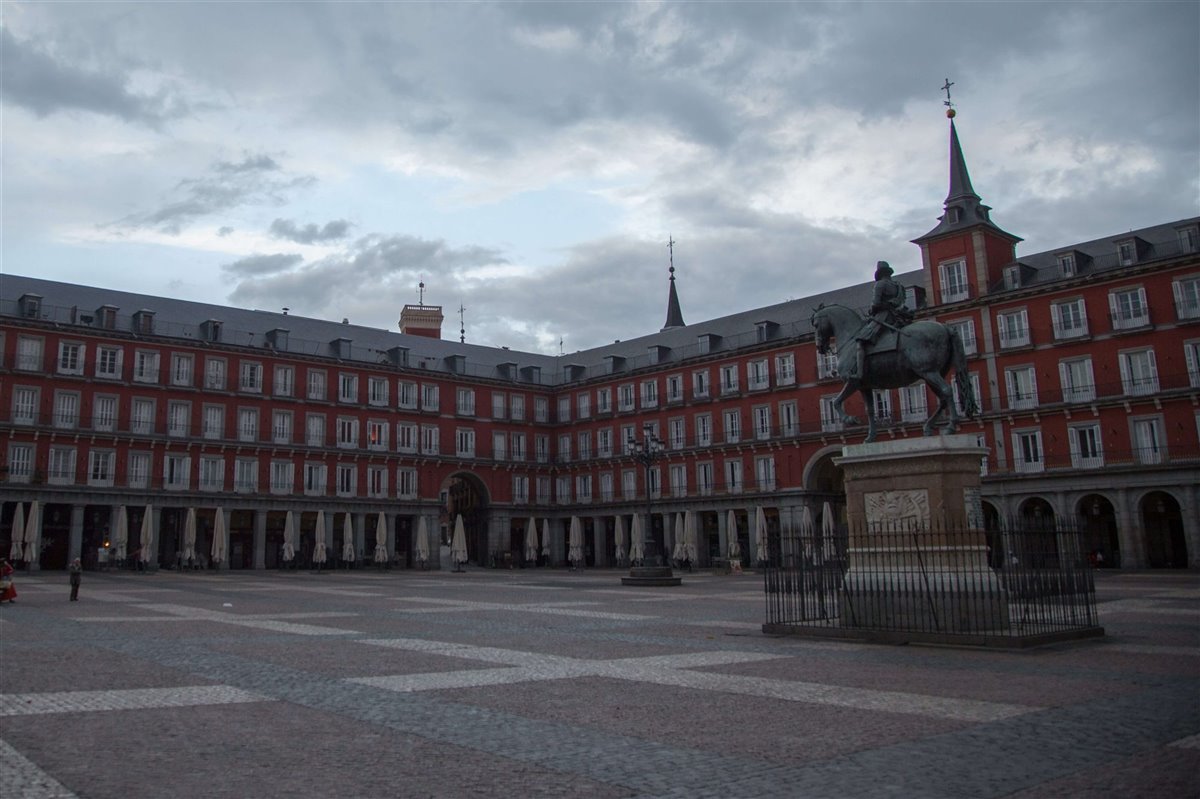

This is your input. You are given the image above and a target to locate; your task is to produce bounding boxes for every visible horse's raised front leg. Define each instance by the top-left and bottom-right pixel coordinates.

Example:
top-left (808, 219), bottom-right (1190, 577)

top-left (833, 380), bottom-right (860, 427)
top-left (920, 372), bottom-right (955, 436)
top-left (860, 388), bottom-right (877, 443)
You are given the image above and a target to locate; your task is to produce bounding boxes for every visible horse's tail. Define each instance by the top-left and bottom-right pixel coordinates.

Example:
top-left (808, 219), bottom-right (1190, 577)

top-left (949, 328), bottom-right (979, 417)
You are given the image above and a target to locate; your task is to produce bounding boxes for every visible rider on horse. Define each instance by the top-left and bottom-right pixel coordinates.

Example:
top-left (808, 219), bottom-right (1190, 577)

top-left (847, 261), bottom-right (914, 379)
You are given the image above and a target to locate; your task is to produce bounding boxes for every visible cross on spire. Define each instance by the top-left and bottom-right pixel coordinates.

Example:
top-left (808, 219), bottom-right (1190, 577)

top-left (941, 78), bottom-right (955, 111)
top-left (668, 235), bottom-right (675, 273)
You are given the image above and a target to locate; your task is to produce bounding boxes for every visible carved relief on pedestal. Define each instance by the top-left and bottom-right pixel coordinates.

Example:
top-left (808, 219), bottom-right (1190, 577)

top-left (864, 489), bottom-right (930, 529)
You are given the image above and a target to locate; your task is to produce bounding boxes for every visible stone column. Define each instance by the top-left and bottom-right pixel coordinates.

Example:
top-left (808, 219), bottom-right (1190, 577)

top-left (592, 516), bottom-right (608, 567)
top-left (354, 512), bottom-right (367, 563)
top-left (382, 512), bottom-right (393, 561)
top-left (253, 510), bottom-right (266, 570)
top-left (1114, 488), bottom-right (1142, 569)
top-left (68, 504), bottom-right (84, 566)
top-left (717, 510), bottom-right (729, 563)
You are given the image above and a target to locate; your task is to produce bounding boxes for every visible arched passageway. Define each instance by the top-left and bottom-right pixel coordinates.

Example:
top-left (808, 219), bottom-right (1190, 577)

top-left (1141, 492), bottom-right (1187, 568)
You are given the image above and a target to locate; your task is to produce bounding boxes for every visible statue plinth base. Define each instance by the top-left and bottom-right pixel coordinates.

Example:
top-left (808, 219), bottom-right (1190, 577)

top-left (621, 566), bottom-right (681, 587)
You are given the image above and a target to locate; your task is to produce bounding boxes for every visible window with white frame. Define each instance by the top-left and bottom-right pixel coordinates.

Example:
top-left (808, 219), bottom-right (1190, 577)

top-left (620, 424), bottom-right (636, 453)
top-left (820, 396), bottom-right (842, 432)
top-left (1069, 424), bottom-right (1103, 469)
top-left (89, 450), bottom-right (116, 487)
top-left (534, 396), bottom-right (548, 422)
top-left (724, 459), bottom-right (743, 494)
top-left (557, 433), bottom-right (571, 462)
top-left (128, 452), bottom-right (151, 489)
top-left (306, 414), bottom-right (325, 447)
top-left (131, 398), bottom-right (154, 435)
top-left (595, 388), bottom-right (611, 414)
top-left (666, 374), bottom-right (684, 402)
top-left (274, 365), bottom-right (294, 397)
top-left (396, 422), bottom-right (416, 453)
top-left (167, 401), bottom-right (190, 437)
top-left (398, 381), bottom-right (418, 409)
top-left (58, 341), bottom-right (85, 375)
top-left (1057, 252), bottom-right (1076, 277)
top-left (900, 384), bottom-right (928, 423)
top-left (199, 456), bottom-right (224, 491)
top-left (164, 454), bottom-right (190, 489)
top-left (336, 417), bottom-right (359, 448)
top-left (367, 465), bottom-right (387, 498)
top-left (1052, 299), bottom-right (1089, 340)
top-left (1178, 225), bottom-right (1198, 252)
top-left (48, 446), bottom-right (76, 484)
top-left (647, 466), bottom-right (661, 499)
top-left (398, 467), bottom-right (418, 498)
top-left (1109, 287), bottom-right (1149, 330)
top-left (238, 408), bottom-right (259, 442)
top-left (534, 434), bottom-right (548, 463)
top-left (1012, 430), bottom-right (1044, 473)
top-left (272, 410), bottom-right (293, 444)
top-left (421, 425), bottom-right (439, 455)
top-left (1056, 357), bottom-right (1095, 403)
top-left (576, 392), bottom-right (590, 419)
top-left (1119, 348), bottom-right (1159, 396)
top-left (755, 456), bottom-right (776, 492)
top-left (1131, 417), bottom-right (1164, 464)
top-left (618, 384), bottom-right (635, 411)
top-left (775, 353), bottom-right (796, 386)
top-left (171, 353), bottom-right (193, 386)
top-left (1185, 340), bottom-right (1200, 388)
top-left (493, 431), bottom-right (508, 461)
top-left (719, 364), bottom-right (739, 395)
top-left (557, 395), bottom-right (571, 422)
top-left (1117, 240), bottom-right (1137, 265)
top-left (422, 384), bottom-right (440, 412)
top-left (338, 373), bottom-right (358, 403)
top-left (598, 427), bottom-right (614, 457)
top-left (667, 418), bottom-right (685, 450)
top-left (873, 391), bottom-right (893, 423)
top-left (537, 476), bottom-right (552, 504)
top-left (722, 408), bottom-right (742, 443)
top-left (366, 419), bottom-right (388, 450)
top-left (556, 475), bottom-right (572, 504)
top-left (235, 458), bottom-right (257, 493)
top-left (640, 379), bottom-right (658, 408)
top-left (748, 359), bottom-right (769, 390)
top-left (133, 350), bottom-right (160, 383)
top-left (511, 432), bottom-right (526, 461)
top-left (779, 400), bottom-right (798, 437)
top-left (12, 387), bottom-right (38, 425)
top-left (304, 463), bottom-right (327, 495)
top-left (308, 368), bottom-right (327, 400)
top-left (577, 431), bottom-right (591, 459)
top-left (7, 443), bottom-right (33, 482)
top-left (599, 472), bottom-right (614, 502)
top-left (512, 475), bottom-right (529, 504)
top-left (336, 463), bottom-right (356, 497)
top-left (695, 413), bottom-right (712, 446)
top-left (1173, 276), bottom-right (1200, 320)
top-left (669, 464), bottom-right (687, 498)
top-left (817, 347), bottom-right (839, 379)
top-left (1005, 366), bottom-right (1038, 410)
top-left (93, 395), bottom-right (117, 432)
top-left (16, 336), bottom-right (44, 372)
top-left (939, 259), bottom-right (969, 303)
top-left (240, 361), bottom-right (263, 392)
top-left (946, 319), bottom-right (977, 355)
top-left (493, 391), bottom-right (508, 419)
top-left (456, 428), bottom-right (475, 457)
top-left (511, 394), bottom-right (525, 420)
top-left (97, 345), bottom-right (123, 379)
top-left (53, 391), bottom-right (79, 429)
top-left (367, 376), bottom-right (388, 406)
top-left (270, 461), bottom-right (294, 494)
top-left (621, 470), bottom-right (637, 501)
top-left (997, 309), bottom-right (1030, 348)
top-left (456, 387), bottom-right (475, 416)
top-left (696, 462), bottom-right (714, 496)
top-left (692, 370), bottom-right (710, 399)
top-left (202, 356), bottom-right (225, 390)
top-left (576, 475), bottom-right (592, 503)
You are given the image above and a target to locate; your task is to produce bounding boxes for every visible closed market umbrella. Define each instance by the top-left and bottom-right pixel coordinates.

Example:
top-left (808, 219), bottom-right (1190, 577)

top-left (8, 502), bottom-right (24, 561)
top-left (685, 510), bottom-right (698, 563)
top-left (568, 516), bottom-right (584, 567)
top-left (138, 504), bottom-right (153, 565)
top-left (113, 505), bottom-right (128, 561)
top-left (342, 514), bottom-right (356, 563)
top-left (727, 509), bottom-right (742, 561)
top-left (312, 511), bottom-right (328, 565)
top-left (613, 516), bottom-right (627, 564)
top-left (416, 516), bottom-right (430, 566)
top-left (282, 511), bottom-right (296, 562)
top-left (540, 519), bottom-right (551, 562)
top-left (524, 517), bottom-right (539, 563)
top-left (182, 507), bottom-right (197, 564)
top-left (629, 514), bottom-right (645, 564)
top-left (672, 512), bottom-right (686, 563)
top-left (755, 505), bottom-right (768, 565)
top-left (373, 511), bottom-right (389, 564)
top-left (451, 514), bottom-right (468, 571)
top-left (210, 507), bottom-right (226, 565)
top-left (24, 500), bottom-right (41, 564)
top-left (821, 502), bottom-right (837, 564)
top-left (800, 505), bottom-right (816, 562)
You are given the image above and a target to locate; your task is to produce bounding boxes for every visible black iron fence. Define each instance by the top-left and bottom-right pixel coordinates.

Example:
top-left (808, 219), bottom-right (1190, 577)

top-left (763, 521), bottom-right (1103, 647)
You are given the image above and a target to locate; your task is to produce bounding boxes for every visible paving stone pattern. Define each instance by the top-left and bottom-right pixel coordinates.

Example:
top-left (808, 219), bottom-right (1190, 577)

top-left (1, 568), bottom-right (1197, 798)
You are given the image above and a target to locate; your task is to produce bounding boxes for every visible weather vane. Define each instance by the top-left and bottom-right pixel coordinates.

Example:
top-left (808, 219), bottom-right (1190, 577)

top-left (941, 78), bottom-right (956, 118)
top-left (458, 304), bottom-right (466, 344)
top-left (418, 279), bottom-right (426, 306)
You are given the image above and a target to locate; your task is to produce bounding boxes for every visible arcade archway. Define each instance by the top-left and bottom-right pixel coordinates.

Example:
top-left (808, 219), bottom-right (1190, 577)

top-left (443, 472), bottom-right (490, 565)
top-left (1076, 494), bottom-right (1119, 568)
top-left (1141, 491), bottom-right (1187, 568)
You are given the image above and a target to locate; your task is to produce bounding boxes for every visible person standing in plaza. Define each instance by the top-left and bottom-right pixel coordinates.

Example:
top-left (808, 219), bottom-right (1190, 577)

top-left (0, 559), bottom-right (16, 603)
top-left (69, 558), bottom-right (82, 601)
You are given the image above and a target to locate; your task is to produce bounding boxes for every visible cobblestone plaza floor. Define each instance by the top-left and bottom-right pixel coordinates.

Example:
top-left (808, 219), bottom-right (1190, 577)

top-left (1, 567), bottom-right (1197, 798)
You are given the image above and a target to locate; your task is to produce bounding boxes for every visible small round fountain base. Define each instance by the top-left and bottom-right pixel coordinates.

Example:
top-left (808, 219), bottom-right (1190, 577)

top-left (621, 566), bottom-right (682, 587)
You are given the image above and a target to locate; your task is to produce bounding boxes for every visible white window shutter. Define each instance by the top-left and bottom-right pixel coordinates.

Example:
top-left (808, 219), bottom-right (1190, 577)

top-left (1118, 352), bottom-right (1131, 393)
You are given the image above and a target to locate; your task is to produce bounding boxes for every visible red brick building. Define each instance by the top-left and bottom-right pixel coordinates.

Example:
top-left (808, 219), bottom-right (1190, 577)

top-left (2, 120), bottom-right (1197, 571)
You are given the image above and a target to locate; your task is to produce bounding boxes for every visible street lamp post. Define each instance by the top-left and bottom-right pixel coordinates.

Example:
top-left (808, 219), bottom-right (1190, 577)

top-left (620, 424), bottom-right (681, 586)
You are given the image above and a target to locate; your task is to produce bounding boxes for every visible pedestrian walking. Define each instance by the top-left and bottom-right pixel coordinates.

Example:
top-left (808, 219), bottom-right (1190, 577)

top-left (0, 559), bottom-right (16, 604)
top-left (69, 558), bottom-right (82, 601)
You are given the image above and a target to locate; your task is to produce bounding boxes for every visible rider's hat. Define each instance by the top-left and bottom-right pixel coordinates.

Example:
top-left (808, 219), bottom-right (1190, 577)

top-left (874, 261), bottom-right (894, 279)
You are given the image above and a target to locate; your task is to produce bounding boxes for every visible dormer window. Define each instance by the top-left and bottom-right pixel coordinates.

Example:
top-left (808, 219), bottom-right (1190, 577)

top-left (18, 294), bottom-right (43, 319)
top-left (132, 309), bottom-right (155, 334)
top-left (200, 319), bottom-right (222, 343)
top-left (946, 207), bottom-right (961, 223)
top-left (1178, 225), bottom-right (1198, 253)
top-left (1058, 253), bottom-right (1076, 277)
top-left (1002, 265), bottom-right (1020, 290)
top-left (697, 333), bottom-right (721, 354)
top-left (1117, 240), bottom-right (1136, 266)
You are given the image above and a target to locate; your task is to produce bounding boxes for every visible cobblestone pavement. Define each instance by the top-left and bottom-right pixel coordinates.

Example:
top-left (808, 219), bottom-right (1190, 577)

top-left (1, 567), bottom-right (1196, 798)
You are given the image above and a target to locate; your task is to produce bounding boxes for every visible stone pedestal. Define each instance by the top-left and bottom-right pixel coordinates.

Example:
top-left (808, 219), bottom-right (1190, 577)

top-left (834, 434), bottom-right (1008, 633)
top-left (621, 566), bottom-right (682, 587)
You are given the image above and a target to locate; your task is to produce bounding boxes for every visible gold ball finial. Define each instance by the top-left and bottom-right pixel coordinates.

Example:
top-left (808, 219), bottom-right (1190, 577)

top-left (946, 108), bottom-right (956, 119)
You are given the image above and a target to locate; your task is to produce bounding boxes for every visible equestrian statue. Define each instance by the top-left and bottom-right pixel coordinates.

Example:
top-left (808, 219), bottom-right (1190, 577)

top-left (811, 261), bottom-right (979, 443)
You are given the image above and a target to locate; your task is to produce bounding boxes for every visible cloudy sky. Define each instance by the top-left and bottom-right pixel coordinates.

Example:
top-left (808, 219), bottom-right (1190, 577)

top-left (3, 1), bottom-right (1197, 354)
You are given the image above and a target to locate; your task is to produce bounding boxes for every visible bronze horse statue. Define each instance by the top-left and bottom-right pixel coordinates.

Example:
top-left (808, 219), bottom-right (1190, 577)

top-left (811, 304), bottom-right (978, 442)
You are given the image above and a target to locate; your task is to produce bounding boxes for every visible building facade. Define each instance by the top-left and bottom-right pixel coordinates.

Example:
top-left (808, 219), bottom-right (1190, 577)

top-left (2, 121), bottom-right (1197, 571)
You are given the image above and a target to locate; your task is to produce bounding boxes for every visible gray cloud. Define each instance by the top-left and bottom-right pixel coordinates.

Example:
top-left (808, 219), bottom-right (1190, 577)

top-left (270, 218), bottom-right (352, 244)
top-left (222, 253), bottom-right (304, 278)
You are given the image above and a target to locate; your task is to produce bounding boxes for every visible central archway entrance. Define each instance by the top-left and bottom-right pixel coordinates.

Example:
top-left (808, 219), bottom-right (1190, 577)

top-left (443, 472), bottom-right (489, 565)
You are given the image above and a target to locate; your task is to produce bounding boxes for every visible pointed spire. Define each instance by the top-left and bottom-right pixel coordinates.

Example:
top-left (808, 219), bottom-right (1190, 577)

top-left (946, 120), bottom-right (979, 204)
top-left (661, 237), bottom-right (685, 330)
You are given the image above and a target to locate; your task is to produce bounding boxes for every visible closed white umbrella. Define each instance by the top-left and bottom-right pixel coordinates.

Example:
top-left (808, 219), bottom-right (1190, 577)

top-left (182, 507), bottom-right (197, 564)
top-left (416, 516), bottom-right (430, 566)
top-left (138, 504), bottom-right (153, 565)
top-left (821, 502), bottom-right (837, 564)
top-left (373, 512), bottom-right (388, 564)
top-left (685, 510), bottom-right (698, 563)
top-left (210, 507), bottom-right (226, 565)
top-left (672, 512), bottom-right (686, 562)
top-left (342, 514), bottom-right (356, 563)
top-left (800, 505), bottom-right (816, 562)
top-left (282, 511), bottom-right (296, 562)
top-left (540, 519), bottom-right (551, 561)
top-left (755, 506), bottom-right (768, 565)
top-left (8, 502), bottom-right (25, 561)
top-left (568, 516), bottom-right (584, 566)
top-left (312, 511), bottom-right (327, 565)
top-left (524, 517), bottom-right (539, 563)
top-left (24, 500), bottom-right (42, 564)
top-left (451, 514), bottom-right (468, 570)
top-left (629, 514), bottom-right (645, 564)
top-left (613, 516), bottom-right (627, 564)
top-left (113, 505), bottom-right (128, 560)
top-left (727, 509), bottom-right (742, 560)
